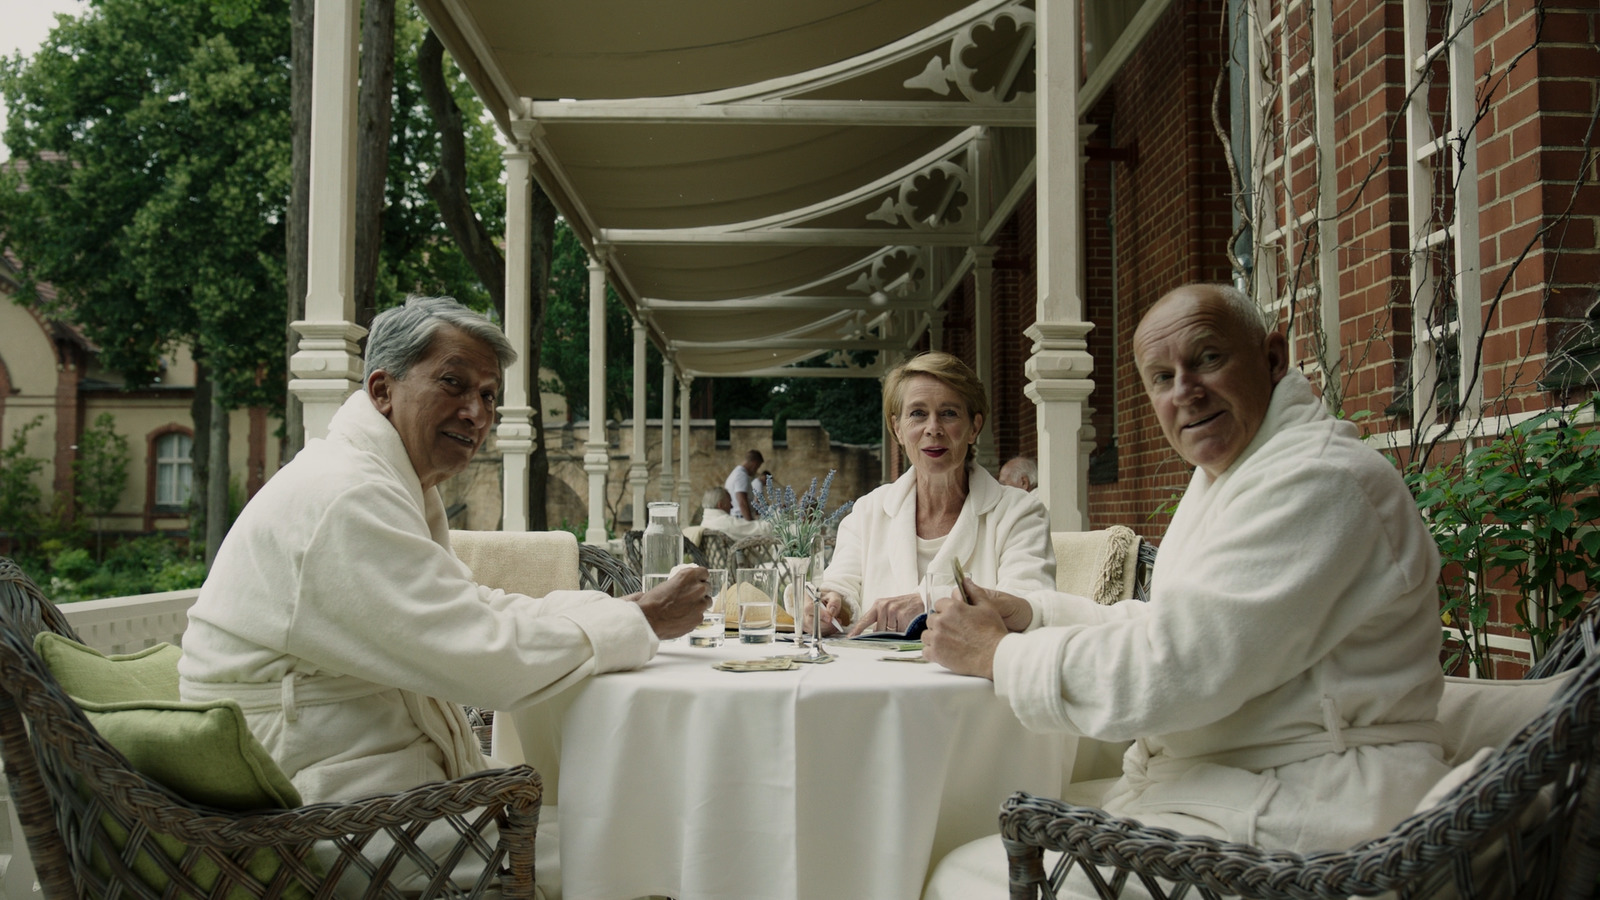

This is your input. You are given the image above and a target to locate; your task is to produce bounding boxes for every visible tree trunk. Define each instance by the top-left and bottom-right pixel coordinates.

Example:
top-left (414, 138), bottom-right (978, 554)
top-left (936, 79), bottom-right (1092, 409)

top-left (353, 0), bottom-right (396, 330)
top-left (205, 393), bottom-right (230, 567)
top-left (190, 362), bottom-right (211, 553)
top-left (283, 0), bottom-right (313, 463)
top-left (526, 189), bottom-right (557, 529)
top-left (416, 30), bottom-right (505, 320)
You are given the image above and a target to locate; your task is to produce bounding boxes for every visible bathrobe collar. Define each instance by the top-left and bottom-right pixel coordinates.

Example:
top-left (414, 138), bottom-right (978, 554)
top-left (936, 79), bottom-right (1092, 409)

top-left (323, 390), bottom-right (455, 550)
top-left (879, 464), bottom-right (1006, 588)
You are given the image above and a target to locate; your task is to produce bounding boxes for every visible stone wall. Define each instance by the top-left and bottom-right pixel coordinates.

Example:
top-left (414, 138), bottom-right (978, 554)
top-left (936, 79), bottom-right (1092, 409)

top-left (447, 419), bottom-right (881, 536)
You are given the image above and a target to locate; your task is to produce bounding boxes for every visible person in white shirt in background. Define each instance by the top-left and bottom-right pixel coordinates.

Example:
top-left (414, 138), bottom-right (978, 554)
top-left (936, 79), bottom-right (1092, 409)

top-left (724, 449), bottom-right (764, 520)
top-left (699, 486), bottom-right (773, 540)
top-left (921, 283), bottom-right (1447, 899)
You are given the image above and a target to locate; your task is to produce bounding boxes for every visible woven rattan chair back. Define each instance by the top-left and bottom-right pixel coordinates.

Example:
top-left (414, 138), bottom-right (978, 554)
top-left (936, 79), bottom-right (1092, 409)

top-left (622, 530), bottom-right (643, 574)
top-left (697, 530), bottom-right (736, 579)
top-left (1131, 542), bottom-right (1157, 604)
top-left (0, 558), bottom-right (544, 900)
top-left (1000, 602), bottom-right (1600, 900)
top-left (578, 543), bottom-right (641, 595)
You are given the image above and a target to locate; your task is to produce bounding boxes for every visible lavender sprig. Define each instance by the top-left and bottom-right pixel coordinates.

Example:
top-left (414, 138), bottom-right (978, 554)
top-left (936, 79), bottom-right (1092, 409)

top-left (750, 469), bottom-right (854, 556)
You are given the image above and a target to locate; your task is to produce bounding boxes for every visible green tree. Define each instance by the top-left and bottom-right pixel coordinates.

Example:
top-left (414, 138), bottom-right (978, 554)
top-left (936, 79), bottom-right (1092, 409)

top-left (542, 219), bottom-right (661, 423)
top-left (0, 417), bottom-right (47, 556)
top-left (0, 0), bottom-right (291, 563)
top-left (74, 412), bottom-right (131, 559)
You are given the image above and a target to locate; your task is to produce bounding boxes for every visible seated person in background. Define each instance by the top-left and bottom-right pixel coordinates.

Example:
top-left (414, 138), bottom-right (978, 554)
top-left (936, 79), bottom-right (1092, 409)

top-left (179, 295), bottom-right (709, 806)
top-left (811, 351), bottom-right (1055, 636)
top-left (997, 456), bottom-right (1038, 492)
top-left (699, 486), bottom-right (773, 540)
top-left (922, 283), bottom-right (1448, 898)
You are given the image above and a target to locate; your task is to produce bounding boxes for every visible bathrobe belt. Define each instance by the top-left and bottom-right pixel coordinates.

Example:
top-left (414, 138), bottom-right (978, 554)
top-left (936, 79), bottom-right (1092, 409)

top-left (1127, 717), bottom-right (1445, 783)
top-left (180, 672), bottom-right (489, 780)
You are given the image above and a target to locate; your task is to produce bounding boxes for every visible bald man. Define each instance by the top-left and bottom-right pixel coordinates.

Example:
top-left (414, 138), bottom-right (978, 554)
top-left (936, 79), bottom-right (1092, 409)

top-left (924, 283), bottom-right (1447, 898)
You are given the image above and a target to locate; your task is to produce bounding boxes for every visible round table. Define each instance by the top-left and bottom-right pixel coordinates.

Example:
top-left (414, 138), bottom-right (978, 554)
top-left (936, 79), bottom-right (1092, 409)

top-left (496, 638), bottom-right (1071, 900)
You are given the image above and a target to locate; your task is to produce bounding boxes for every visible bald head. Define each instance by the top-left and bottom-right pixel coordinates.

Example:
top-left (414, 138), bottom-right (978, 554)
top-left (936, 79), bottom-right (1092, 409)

top-left (1132, 284), bottom-right (1288, 478)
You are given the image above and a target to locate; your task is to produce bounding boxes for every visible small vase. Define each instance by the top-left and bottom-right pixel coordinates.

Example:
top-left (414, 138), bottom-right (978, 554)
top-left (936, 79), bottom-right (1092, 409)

top-left (782, 555), bottom-right (811, 624)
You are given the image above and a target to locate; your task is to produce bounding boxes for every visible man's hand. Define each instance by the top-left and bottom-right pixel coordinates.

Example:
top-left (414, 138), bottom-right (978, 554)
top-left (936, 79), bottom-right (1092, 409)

top-left (847, 592), bottom-right (926, 636)
top-left (966, 581), bottom-right (1034, 633)
top-left (921, 584), bottom-right (1010, 680)
top-left (633, 565), bottom-right (710, 639)
top-left (802, 589), bottom-right (851, 636)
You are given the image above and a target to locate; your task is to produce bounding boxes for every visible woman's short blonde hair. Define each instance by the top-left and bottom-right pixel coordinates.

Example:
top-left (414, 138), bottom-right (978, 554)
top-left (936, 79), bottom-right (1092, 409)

top-left (882, 351), bottom-right (989, 458)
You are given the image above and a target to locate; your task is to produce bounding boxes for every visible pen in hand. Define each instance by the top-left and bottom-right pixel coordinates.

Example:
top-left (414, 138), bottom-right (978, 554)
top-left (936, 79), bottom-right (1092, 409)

top-left (805, 583), bottom-right (845, 635)
top-left (951, 559), bottom-right (975, 605)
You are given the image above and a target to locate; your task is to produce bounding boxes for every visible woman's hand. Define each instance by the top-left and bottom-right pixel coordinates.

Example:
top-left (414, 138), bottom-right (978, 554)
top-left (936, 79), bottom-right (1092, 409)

top-left (631, 565), bottom-right (710, 639)
top-left (801, 589), bottom-right (851, 636)
top-left (848, 592), bottom-right (928, 636)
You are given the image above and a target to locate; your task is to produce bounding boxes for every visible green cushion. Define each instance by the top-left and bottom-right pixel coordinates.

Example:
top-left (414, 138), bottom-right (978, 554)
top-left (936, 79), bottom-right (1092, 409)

top-left (33, 633), bottom-right (182, 702)
top-left (77, 701), bottom-right (310, 898)
top-left (31, 634), bottom-right (315, 900)
top-left (79, 698), bottom-right (302, 810)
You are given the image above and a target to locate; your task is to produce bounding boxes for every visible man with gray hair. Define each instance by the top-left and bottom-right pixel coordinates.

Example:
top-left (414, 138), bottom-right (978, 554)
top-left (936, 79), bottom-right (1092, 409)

top-left (181, 296), bottom-right (708, 810)
top-left (699, 485), bottom-right (773, 539)
top-left (998, 456), bottom-right (1038, 492)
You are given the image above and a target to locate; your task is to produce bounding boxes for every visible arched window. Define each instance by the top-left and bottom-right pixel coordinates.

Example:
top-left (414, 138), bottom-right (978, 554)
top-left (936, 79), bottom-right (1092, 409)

top-left (154, 432), bottom-right (193, 510)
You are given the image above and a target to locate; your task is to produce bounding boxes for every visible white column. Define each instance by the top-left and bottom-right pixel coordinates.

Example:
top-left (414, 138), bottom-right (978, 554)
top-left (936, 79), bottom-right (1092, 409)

top-left (289, 0), bottom-right (364, 442)
top-left (584, 254), bottom-right (610, 545)
top-left (971, 247), bottom-right (1000, 473)
top-left (1027, 0), bottom-right (1094, 531)
top-left (497, 133), bottom-right (535, 531)
top-left (628, 318), bottom-right (650, 530)
top-left (660, 359), bottom-right (675, 500)
top-left (676, 375), bottom-right (693, 512)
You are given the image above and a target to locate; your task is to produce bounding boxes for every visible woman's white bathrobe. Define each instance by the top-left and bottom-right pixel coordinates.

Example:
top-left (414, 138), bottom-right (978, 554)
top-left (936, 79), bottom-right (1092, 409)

top-left (926, 371), bottom-right (1449, 899)
top-left (817, 466), bottom-right (1055, 621)
top-left (178, 391), bottom-right (658, 804)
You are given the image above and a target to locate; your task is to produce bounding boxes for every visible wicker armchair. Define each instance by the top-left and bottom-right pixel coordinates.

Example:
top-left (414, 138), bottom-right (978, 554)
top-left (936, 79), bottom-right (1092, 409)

top-left (696, 529), bottom-right (736, 578)
top-left (578, 542), bottom-right (640, 595)
top-left (999, 596), bottom-right (1600, 900)
top-left (0, 558), bottom-right (544, 900)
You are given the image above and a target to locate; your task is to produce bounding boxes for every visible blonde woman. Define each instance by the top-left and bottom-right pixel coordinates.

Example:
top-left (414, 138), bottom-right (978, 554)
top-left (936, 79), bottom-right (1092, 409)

top-left (812, 352), bottom-right (1054, 635)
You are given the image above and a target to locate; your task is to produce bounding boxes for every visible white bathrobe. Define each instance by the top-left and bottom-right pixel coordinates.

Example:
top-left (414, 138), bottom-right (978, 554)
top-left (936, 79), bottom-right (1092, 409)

top-left (926, 371), bottom-right (1449, 899)
top-left (818, 466), bottom-right (1055, 620)
top-left (179, 391), bottom-right (657, 805)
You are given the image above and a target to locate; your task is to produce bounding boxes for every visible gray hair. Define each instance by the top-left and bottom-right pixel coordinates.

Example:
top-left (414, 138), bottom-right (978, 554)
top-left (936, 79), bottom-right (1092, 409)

top-left (363, 296), bottom-right (517, 384)
top-left (702, 486), bottom-right (730, 508)
top-left (1000, 456), bottom-right (1038, 490)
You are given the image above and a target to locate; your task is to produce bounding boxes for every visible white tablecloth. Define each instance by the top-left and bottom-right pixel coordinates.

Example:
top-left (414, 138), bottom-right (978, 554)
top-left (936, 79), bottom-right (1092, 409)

top-left (496, 639), bottom-right (1071, 900)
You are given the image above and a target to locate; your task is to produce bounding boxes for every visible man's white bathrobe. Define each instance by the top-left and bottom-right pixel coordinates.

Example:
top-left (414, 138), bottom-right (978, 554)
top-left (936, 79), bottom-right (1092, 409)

top-left (179, 391), bottom-right (658, 804)
top-left (818, 466), bottom-right (1055, 621)
top-left (926, 371), bottom-right (1449, 898)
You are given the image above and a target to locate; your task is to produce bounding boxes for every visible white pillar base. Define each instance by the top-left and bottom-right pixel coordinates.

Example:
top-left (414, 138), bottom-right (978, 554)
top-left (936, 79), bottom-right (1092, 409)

top-left (289, 320), bottom-right (366, 442)
top-left (497, 406), bottom-right (534, 531)
top-left (584, 439), bottom-right (610, 545)
top-left (1024, 320), bottom-right (1094, 531)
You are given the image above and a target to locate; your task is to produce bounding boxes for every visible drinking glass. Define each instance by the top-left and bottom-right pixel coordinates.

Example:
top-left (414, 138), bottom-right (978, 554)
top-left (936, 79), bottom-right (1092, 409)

top-left (688, 570), bottom-right (726, 647)
top-left (735, 567), bottom-right (779, 644)
top-left (919, 572), bottom-right (958, 618)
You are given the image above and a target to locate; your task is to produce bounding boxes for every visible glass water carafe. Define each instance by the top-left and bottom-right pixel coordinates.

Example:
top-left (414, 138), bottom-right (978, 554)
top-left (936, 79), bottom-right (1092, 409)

top-left (642, 501), bottom-right (682, 576)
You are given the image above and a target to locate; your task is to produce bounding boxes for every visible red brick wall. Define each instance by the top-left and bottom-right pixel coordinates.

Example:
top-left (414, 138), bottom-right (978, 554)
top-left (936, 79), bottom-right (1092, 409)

top-left (1079, 0), bottom-right (1236, 538)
